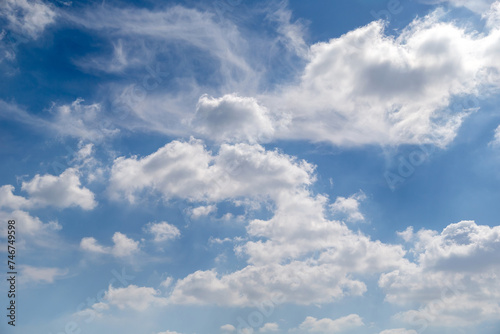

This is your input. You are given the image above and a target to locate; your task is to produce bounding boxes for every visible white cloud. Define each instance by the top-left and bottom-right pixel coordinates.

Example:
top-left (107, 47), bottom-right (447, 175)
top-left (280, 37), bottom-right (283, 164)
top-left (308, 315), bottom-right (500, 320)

top-left (109, 139), bottom-right (314, 203)
top-left (296, 314), bottom-right (364, 333)
top-left (80, 237), bottom-right (108, 254)
top-left (330, 191), bottom-right (367, 222)
top-left (379, 329), bottom-right (417, 334)
top-left (221, 324), bottom-right (236, 333)
top-left (21, 168), bottom-right (97, 210)
top-left (397, 226), bottom-right (415, 242)
top-left (193, 94), bottom-right (275, 143)
top-left (267, 12), bottom-right (490, 147)
top-left (20, 265), bottom-right (68, 284)
top-left (80, 232), bottom-right (140, 257)
top-left (112, 139), bottom-right (407, 307)
top-left (0, 0), bottom-right (56, 39)
top-left (379, 220), bottom-right (500, 326)
top-left (50, 98), bottom-right (119, 141)
top-left (101, 284), bottom-right (167, 311)
top-left (169, 255), bottom-right (388, 306)
top-left (0, 166), bottom-right (96, 212)
top-left (111, 232), bottom-right (140, 257)
top-left (190, 205), bottom-right (216, 219)
top-left (259, 323), bottom-right (279, 332)
top-left (145, 222), bottom-right (180, 242)
top-left (0, 209), bottom-right (60, 237)
top-left (8, 3), bottom-right (500, 149)
top-left (157, 331), bottom-right (183, 334)
top-left (160, 277), bottom-right (173, 288)
top-left (0, 185), bottom-right (30, 210)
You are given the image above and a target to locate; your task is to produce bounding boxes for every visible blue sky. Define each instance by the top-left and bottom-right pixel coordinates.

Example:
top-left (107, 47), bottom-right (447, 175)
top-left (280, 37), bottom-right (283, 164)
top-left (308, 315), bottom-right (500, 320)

top-left (1, 0), bottom-right (500, 333)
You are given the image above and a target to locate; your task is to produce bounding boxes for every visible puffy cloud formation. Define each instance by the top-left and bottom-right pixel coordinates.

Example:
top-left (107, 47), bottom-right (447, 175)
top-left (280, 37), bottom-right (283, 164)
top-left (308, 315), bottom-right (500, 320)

top-left (59, 2), bottom-right (500, 149)
top-left (190, 205), bottom-right (216, 219)
top-left (269, 14), bottom-right (486, 147)
top-left (330, 191), bottom-right (367, 222)
top-left (108, 140), bottom-right (406, 306)
top-left (193, 94), bottom-right (275, 143)
top-left (0, 185), bottom-right (30, 210)
top-left (380, 221), bottom-right (500, 326)
top-left (145, 221), bottom-right (181, 242)
top-left (186, 3), bottom-right (500, 148)
top-left (80, 232), bottom-right (140, 257)
top-left (105, 137), bottom-right (500, 332)
top-left (258, 323), bottom-right (279, 332)
top-left (21, 168), bottom-right (97, 210)
top-left (0, 167), bottom-right (96, 211)
top-left (109, 138), bottom-right (314, 203)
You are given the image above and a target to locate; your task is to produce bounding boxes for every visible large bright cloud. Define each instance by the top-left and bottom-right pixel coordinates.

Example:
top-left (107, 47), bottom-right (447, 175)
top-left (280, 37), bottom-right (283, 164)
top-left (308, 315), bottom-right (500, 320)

top-left (109, 139), bottom-right (406, 307)
top-left (266, 12), bottom-right (494, 147)
top-left (380, 221), bottom-right (500, 327)
top-left (109, 138), bottom-right (314, 203)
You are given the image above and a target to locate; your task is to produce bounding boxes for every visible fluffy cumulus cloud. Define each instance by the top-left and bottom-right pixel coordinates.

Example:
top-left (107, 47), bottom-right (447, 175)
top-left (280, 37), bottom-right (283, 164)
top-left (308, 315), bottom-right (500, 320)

top-left (169, 262), bottom-right (367, 306)
top-left (21, 168), bottom-right (97, 210)
top-left (268, 12), bottom-right (491, 147)
top-left (190, 205), bottom-right (216, 219)
top-left (294, 314), bottom-right (364, 333)
top-left (105, 140), bottom-right (404, 307)
top-left (80, 232), bottom-right (140, 257)
top-left (0, 0), bottom-right (56, 39)
top-left (380, 220), bottom-right (500, 327)
top-left (0, 167), bottom-right (96, 211)
top-left (145, 221), bottom-right (180, 242)
top-left (109, 138), bottom-right (314, 203)
top-left (329, 191), bottom-right (367, 222)
top-left (10, 1), bottom-right (497, 149)
top-left (258, 323), bottom-right (279, 332)
top-left (189, 3), bottom-right (500, 148)
top-left (193, 94), bottom-right (275, 143)
top-left (0, 185), bottom-right (30, 210)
